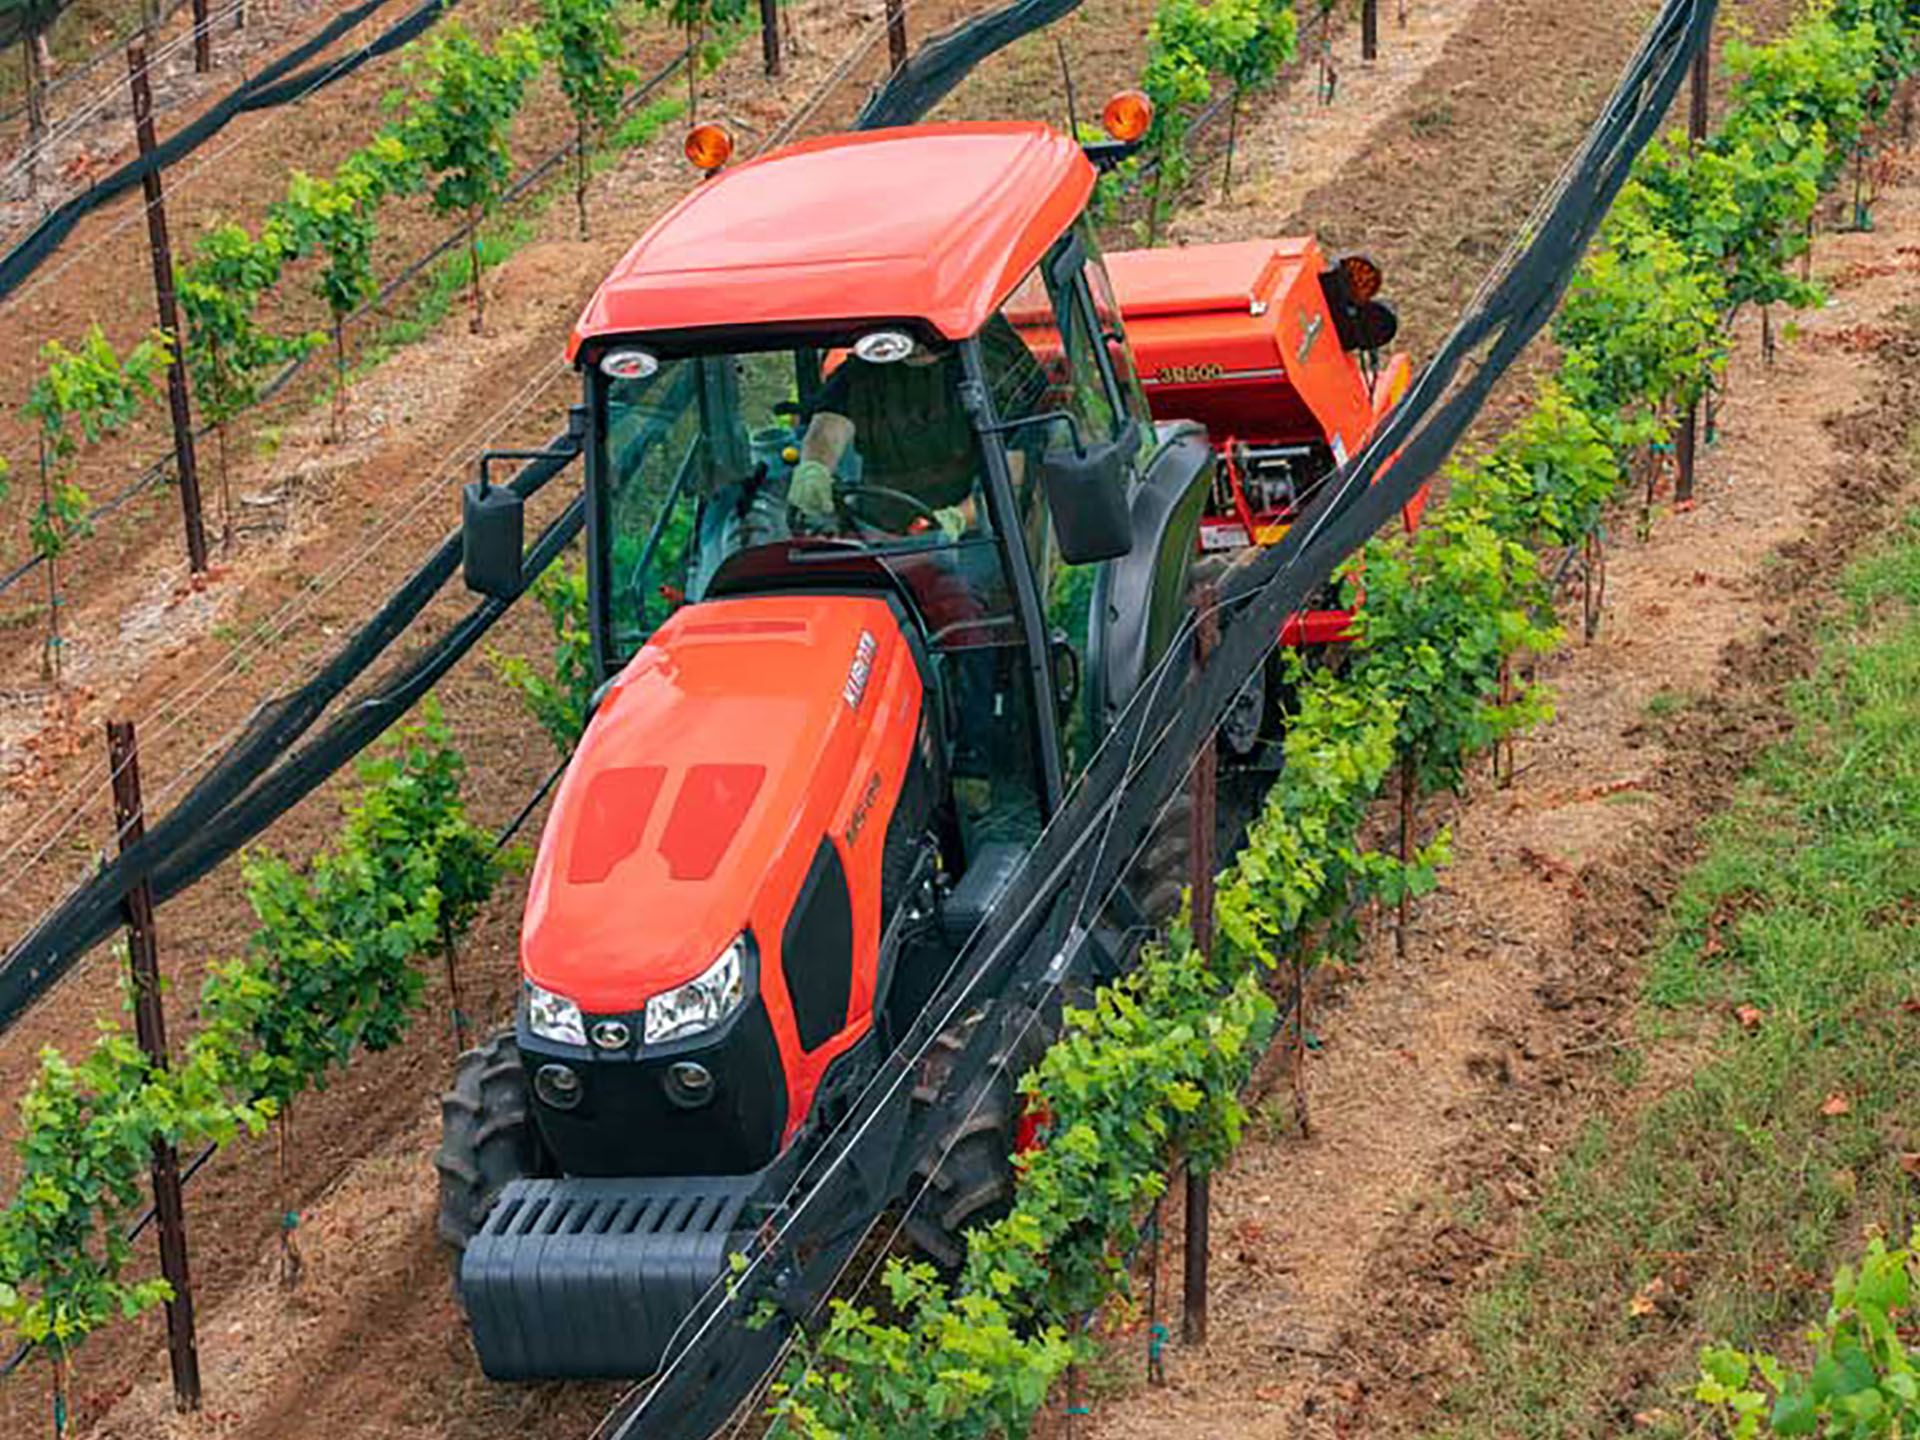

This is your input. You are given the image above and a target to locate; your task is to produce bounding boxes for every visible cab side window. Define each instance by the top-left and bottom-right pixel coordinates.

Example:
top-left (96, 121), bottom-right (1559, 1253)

top-left (1080, 229), bottom-right (1154, 432)
top-left (984, 232), bottom-right (1142, 775)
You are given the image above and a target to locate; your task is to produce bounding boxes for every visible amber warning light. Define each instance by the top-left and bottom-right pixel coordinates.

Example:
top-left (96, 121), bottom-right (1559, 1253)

top-left (1340, 254), bottom-right (1383, 302)
top-left (685, 124), bottom-right (734, 174)
top-left (1102, 91), bottom-right (1153, 143)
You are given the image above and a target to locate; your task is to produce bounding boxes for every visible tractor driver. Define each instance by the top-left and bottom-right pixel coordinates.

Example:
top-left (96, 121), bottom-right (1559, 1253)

top-left (785, 317), bottom-right (1048, 541)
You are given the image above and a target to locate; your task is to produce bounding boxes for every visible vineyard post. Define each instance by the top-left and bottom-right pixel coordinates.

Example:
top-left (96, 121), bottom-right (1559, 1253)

top-left (192, 0), bottom-right (212, 72)
top-left (1182, 583), bottom-right (1218, 1350)
top-left (128, 41), bottom-right (210, 576)
top-left (760, 0), bottom-right (780, 75)
top-left (106, 719), bottom-right (203, 1414)
top-left (1674, 19), bottom-right (1710, 505)
top-left (22, 27), bottom-right (47, 199)
top-left (1362, 0), bottom-right (1377, 61)
top-left (885, 0), bottom-right (907, 73)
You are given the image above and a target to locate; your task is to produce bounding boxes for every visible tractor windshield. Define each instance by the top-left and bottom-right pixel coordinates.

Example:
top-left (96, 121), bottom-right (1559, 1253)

top-left (589, 331), bottom-right (1041, 666)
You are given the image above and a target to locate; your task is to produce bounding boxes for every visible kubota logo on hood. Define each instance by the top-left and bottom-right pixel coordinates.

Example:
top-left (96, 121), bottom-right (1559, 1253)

top-left (842, 630), bottom-right (877, 709)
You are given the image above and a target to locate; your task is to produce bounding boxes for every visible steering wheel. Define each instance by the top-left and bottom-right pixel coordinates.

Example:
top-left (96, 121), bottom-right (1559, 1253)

top-left (834, 482), bottom-right (943, 537)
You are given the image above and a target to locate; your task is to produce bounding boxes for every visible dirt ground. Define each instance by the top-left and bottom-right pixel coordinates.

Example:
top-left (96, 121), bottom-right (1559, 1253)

top-left (0, 0), bottom-right (1900, 1435)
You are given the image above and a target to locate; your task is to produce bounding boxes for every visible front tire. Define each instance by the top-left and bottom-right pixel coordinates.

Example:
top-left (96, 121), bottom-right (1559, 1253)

top-left (435, 1027), bottom-right (553, 1256)
top-left (905, 1004), bottom-right (1053, 1268)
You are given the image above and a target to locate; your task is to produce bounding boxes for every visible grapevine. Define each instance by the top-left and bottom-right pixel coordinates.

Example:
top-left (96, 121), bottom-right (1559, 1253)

top-left (398, 22), bottom-right (544, 335)
top-left (22, 327), bottom-right (170, 684)
top-left (177, 222), bottom-right (321, 535)
top-left (538, 0), bottom-right (639, 239)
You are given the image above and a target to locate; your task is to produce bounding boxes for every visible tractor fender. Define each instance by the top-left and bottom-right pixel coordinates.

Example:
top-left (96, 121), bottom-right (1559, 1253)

top-left (1089, 420), bottom-right (1213, 738)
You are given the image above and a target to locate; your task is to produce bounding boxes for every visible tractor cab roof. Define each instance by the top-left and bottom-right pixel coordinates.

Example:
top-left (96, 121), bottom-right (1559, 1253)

top-left (568, 122), bottom-right (1094, 358)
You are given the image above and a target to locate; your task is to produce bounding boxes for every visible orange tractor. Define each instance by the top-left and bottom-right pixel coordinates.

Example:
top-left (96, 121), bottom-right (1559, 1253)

top-left (443, 110), bottom-right (1420, 1385)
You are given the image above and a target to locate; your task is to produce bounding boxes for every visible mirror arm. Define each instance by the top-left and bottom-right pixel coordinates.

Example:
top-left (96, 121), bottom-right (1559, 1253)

top-left (973, 406), bottom-right (1089, 457)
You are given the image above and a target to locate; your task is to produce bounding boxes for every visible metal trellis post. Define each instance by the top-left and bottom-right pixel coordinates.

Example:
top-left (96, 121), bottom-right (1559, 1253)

top-left (1183, 584), bottom-right (1218, 1349)
top-left (107, 719), bottom-right (203, 1413)
top-left (128, 41), bottom-right (210, 575)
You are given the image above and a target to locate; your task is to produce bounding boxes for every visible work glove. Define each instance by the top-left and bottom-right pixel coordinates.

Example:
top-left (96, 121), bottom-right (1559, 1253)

top-left (933, 505), bottom-right (968, 540)
top-left (789, 459), bottom-right (834, 517)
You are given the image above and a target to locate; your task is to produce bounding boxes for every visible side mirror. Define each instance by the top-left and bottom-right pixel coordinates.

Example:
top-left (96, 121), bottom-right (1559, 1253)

top-left (463, 480), bottom-right (524, 599)
top-left (1041, 426), bottom-right (1136, 564)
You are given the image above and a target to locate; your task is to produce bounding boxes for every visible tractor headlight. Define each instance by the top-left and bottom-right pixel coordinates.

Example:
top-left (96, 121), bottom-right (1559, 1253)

top-left (645, 935), bottom-right (749, 1046)
top-left (526, 980), bottom-right (587, 1048)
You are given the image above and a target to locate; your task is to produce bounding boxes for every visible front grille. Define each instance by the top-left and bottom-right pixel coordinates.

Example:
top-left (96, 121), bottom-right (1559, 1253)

top-left (523, 998), bottom-right (788, 1176)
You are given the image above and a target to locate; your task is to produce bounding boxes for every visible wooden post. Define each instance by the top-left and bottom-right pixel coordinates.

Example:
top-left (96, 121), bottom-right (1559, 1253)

top-left (1182, 1169), bottom-right (1210, 1345)
top-left (1397, 753), bottom-right (1414, 958)
top-left (760, 0), bottom-right (781, 76)
top-left (885, 0), bottom-right (907, 73)
top-left (22, 32), bottom-right (47, 200)
top-left (1362, 0), bottom-right (1378, 60)
top-left (106, 721), bottom-right (203, 1413)
top-left (192, 0), bottom-right (211, 71)
top-left (1675, 24), bottom-right (1709, 506)
top-left (1183, 585), bottom-right (1218, 1349)
top-left (128, 42), bottom-right (209, 576)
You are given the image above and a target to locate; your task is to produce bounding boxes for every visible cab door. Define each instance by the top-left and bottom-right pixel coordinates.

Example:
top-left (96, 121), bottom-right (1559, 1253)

top-left (985, 223), bottom-right (1159, 777)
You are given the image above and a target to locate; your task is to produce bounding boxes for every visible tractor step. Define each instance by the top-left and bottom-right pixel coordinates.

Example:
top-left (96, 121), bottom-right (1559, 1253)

top-left (460, 1174), bottom-right (759, 1380)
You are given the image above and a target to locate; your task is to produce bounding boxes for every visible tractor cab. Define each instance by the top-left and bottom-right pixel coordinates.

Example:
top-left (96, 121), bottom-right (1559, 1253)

top-left (546, 125), bottom-right (1182, 895)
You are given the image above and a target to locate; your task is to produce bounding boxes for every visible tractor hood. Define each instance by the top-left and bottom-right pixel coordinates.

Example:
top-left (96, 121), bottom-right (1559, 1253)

top-left (520, 593), bottom-right (924, 1018)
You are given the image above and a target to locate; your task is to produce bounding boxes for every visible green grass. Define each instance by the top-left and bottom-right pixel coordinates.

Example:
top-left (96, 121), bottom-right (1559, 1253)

top-left (351, 220), bottom-right (540, 375)
top-left (1423, 505), bottom-right (1920, 1440)
top-left (611, 92), bottom-right (691, 152)
top-left (1644, 687), bottom-right (1689, 719)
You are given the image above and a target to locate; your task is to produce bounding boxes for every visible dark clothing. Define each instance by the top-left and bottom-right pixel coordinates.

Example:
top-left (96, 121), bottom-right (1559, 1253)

top-left (816, 353), bottom-right (976, 507)
top-left (812, 318), bottom-right (1050, 510)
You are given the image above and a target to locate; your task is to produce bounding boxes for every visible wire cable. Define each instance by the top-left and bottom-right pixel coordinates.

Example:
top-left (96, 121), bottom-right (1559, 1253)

top-left (0, 355), bottom-right (570, 904)
top-left (0, 0), bottom-right (253, 199)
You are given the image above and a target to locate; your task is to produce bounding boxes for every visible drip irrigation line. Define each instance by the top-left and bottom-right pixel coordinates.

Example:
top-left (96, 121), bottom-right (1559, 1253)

top-left (490, 747), bottom-right (570, 854)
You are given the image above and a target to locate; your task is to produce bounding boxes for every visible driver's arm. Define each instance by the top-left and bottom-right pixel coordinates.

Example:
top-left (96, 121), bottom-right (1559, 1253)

top-left (790, 411), bottom-right (853, 518)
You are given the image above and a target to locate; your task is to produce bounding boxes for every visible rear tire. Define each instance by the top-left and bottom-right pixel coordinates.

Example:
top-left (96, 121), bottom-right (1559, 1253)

top-left (905, 1004), bottom-right (1052, 1268)
top-left (435, 1027), bottom-right (552, 1256)
top-left (1120, 549), bottom-right (1231, 932)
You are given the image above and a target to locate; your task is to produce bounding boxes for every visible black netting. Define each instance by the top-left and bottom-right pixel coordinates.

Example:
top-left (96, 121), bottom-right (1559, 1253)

top-left (0, 433), bottom-right (578, 1032)
top-left (0, 0), bottom-right (448, 303)
top-left (606, 3), bottom-right (1717, 1435)
top-left (854, 0), bottom-right (1084, 130)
